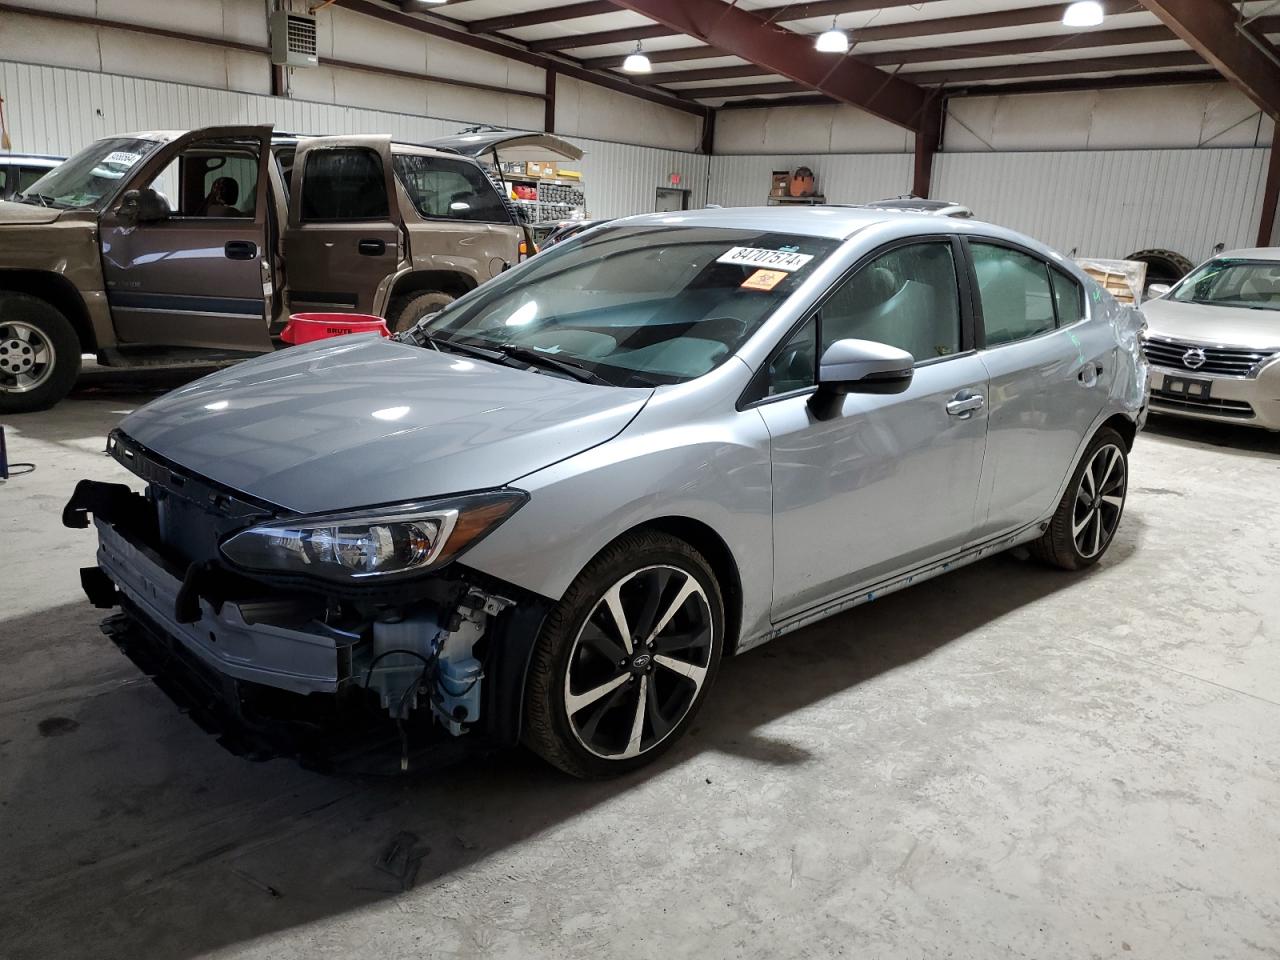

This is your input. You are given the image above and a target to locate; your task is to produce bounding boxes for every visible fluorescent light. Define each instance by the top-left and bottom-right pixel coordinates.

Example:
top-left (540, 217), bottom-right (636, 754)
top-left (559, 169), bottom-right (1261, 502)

top-left (815, 22), bottom-right (849, 54)
top-left (622, 43), bottom-right (651, 73)
top-left (1062, 1), bottom-right (1104, 27)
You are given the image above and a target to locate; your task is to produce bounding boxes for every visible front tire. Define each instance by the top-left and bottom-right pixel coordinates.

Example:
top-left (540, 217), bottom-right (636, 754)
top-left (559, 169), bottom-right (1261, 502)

top-left (0, 293), bottom-right (81, 413)
top-left (524, 531), bottom-right (725, 779)
top-left (387, 290), bottom-right (455, 335)
top-left (1030, 427), bottom-right (1128, 570)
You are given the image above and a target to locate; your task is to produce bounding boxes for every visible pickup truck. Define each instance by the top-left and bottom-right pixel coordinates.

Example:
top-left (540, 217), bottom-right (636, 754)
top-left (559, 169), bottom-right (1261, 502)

top-left (0, 124), bottom-right (582, 412)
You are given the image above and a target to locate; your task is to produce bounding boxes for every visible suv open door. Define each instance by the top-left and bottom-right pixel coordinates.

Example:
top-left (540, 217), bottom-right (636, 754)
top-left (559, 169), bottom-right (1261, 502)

top-left (284, 135), bottom-right (405, 315)
top-left (97, 125), bottom-right (276, 354)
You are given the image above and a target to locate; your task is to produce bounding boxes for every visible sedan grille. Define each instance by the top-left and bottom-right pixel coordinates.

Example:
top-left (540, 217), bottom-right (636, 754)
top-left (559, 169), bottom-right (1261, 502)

top-left (1142, 337), bottom-right (1276, 378)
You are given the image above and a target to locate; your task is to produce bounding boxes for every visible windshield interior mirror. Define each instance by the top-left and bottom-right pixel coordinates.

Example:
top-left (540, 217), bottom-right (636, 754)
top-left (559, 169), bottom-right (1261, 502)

top-left (118, 187), bottom-right (170, 225)
top-left (1147, 283), bottom-right (1172, 298)
top-left (809, 338), bottom-right (914, 420)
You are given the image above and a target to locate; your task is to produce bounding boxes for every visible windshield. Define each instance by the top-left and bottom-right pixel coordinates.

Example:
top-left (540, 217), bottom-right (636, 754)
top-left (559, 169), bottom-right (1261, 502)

top-left (1170, 258), bottom-right (1280, 311)
top-left (17, 137), bottom-right (161, 210)
top-left (421, 224), bottom-right (839, 386)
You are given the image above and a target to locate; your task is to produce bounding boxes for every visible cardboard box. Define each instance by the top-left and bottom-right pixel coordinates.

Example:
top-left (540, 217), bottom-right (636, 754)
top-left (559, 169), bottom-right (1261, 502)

top-left (770, 171), bottom-right (790, 198)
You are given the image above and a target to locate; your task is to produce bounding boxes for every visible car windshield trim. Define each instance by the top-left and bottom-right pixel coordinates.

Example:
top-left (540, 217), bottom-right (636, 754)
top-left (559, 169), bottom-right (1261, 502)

top-left (417, 223), bottom-right (839, 387)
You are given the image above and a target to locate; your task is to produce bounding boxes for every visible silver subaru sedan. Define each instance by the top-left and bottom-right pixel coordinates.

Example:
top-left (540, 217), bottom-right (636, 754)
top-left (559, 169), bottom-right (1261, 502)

top-left (65, 208), bottom-right (1147, 778)
top-left (1143, 249), bottom-right (1280, 430)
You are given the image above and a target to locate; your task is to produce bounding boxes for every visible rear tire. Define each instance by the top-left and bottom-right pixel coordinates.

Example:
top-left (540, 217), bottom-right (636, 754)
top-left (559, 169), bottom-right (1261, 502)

top-left (1029, 427), bottom-right (1128, 570)
top-left (387, 290), bottom-right (455, 335)
top-left (0, 293), bottom-right (81, 413)
top-left (524, 531), bottom-right (725, 779)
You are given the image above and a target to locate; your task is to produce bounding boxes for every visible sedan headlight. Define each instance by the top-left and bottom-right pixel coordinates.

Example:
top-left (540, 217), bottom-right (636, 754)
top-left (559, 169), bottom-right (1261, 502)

top-left (220, 490), bottom-right (527, 583)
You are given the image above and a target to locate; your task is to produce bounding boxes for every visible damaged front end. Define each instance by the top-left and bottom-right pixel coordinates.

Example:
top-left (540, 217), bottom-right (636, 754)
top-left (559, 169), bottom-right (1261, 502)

top-left (64, 430), bottom-right (549, 774)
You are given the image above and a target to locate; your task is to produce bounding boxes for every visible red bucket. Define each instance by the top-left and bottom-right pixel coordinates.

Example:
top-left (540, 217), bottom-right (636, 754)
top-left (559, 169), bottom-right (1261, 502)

top-left (281, 312), bottom-right (390, 345)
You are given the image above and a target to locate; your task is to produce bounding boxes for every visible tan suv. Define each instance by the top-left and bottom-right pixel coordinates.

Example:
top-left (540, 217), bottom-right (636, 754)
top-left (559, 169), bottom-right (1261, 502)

top-left (0, 124), bottom-right (580, 412)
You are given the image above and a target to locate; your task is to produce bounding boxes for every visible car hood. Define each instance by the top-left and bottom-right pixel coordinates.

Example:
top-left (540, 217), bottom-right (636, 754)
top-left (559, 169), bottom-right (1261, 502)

top-left (0, 199), bottom-right (62, 225)
top-left (118, 336), bottom-right (653, 515)
top-left (1143, 297), bottom-right (1280, 350)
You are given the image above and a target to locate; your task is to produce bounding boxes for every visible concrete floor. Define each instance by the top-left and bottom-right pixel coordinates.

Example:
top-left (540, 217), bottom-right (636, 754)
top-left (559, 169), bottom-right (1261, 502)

top-left (2, 371), bottom-right (1278, 960)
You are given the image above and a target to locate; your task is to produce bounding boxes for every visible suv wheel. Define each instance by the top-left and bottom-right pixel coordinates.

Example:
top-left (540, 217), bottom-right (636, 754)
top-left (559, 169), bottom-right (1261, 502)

top-left (387, 290), bottom-right (455, 335)
top-left (524, 531), bottom-right (724, 778)
top-left (0, 293), bottom-right (82, 413)
top-left (1030, 427), bottom-right (1128, 570)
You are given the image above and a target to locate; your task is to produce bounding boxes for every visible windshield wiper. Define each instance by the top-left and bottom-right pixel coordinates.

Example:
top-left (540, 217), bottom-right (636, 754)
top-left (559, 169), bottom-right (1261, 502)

top-left (419, 333), bottom-right (506, 362)
top-left (16, 193), bottom-right (53, 207)
top-left (492, 344), bottom-right (614, 386)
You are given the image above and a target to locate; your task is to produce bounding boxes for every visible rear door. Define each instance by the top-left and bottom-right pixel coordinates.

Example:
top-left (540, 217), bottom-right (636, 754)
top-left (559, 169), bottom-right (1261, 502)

top-left (283, 136), bottom-right (404, 315)
top-left (98, 125), bottom-right (274, 352)
top-left (963, 238), bottom-right (1106, 539)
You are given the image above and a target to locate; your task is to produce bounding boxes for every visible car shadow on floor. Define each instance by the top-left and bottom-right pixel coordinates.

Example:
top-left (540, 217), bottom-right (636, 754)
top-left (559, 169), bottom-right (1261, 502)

top-left (1142, 412), bottom-right (1279, 458)
top-left (0, 542), bottom-right (1123, 960)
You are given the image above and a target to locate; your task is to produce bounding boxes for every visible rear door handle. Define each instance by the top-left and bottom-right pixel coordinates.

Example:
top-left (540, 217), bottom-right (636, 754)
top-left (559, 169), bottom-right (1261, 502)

top-left (224, 240), bottom-right (257, 261)
top-left (358, 238), bottom-right (386, 256)
top-left (946, 392), bottom-right (985, 418)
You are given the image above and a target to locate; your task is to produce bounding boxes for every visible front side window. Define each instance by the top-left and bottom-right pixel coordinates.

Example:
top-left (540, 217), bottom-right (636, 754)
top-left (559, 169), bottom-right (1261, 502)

top-left (145, 139), bottom-right (261, 218)
top-left (972, 242), bottom-right (1056, 347)
top-left (17, 136), bottom-right (161, 210)
top-left (422, 225), bottom-right (838, 386)
top-left (820, 241), bottom-right (962, 362)
top-left (1171, 258), bottom-right (1280, 309)
top-left (300, 148), bottom-right (389, 221)
top-left (394, 154), bottom-right (511, 224)
top-left (16, 166), bottom-right (49, 194)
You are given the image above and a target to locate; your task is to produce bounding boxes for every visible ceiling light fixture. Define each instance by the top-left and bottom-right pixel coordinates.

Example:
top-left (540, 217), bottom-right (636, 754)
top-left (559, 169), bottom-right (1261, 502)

top-left (622, 41), bottom-right (652, 73)
top-left (1062, 1), bottom-right (1105, 27)
top-left (815, 17), bottom-right (849, 54)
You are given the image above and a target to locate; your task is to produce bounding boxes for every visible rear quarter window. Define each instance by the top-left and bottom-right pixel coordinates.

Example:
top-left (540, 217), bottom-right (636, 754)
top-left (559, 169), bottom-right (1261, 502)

top-left (393, 154), bottom-right (512, 224)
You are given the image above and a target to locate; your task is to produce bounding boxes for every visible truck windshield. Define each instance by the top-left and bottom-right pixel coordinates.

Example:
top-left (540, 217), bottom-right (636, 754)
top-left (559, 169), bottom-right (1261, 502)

top-left (420, 224), bottom-right (838, 386)
top-left (17, 137), bottom-right (161, 210)
top-left (1171, 258), bottom-right (1280, 311)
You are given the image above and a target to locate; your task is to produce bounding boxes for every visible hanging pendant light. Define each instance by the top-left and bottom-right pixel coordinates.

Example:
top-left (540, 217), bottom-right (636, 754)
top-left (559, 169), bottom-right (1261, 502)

top-left (623, 42), bottom-right (652, 73)
top-left (1062, 1), bottom-right (1105, 27)
top-left (815, 17), bottom-right (849, 54)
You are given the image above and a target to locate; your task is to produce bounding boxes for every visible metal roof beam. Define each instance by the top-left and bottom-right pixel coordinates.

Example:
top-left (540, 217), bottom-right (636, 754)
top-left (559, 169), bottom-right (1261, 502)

top-left (1138, 0), bottom-right (1280, 117)
top-left (528, 24), bottom-right (676, 52)
top-left (609, 0), bottom-right (930, 130)
top-left (469, 1), bottom-right (617, 33)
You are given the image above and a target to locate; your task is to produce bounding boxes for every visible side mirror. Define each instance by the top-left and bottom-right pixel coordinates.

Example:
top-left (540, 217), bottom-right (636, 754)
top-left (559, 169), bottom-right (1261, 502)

top-left (1147, 283), bottom-right (1172, 299)
top-left (118, 187), bottom-right (170, 225)
top-left (808, 338), bottom-right (914, 420)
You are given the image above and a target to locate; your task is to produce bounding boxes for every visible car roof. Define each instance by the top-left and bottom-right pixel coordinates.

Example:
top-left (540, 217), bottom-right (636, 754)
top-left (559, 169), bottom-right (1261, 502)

top-left (1214, 248), bottom-right (1280, 261)
top-left (610, 205), bottom-right (978, 240)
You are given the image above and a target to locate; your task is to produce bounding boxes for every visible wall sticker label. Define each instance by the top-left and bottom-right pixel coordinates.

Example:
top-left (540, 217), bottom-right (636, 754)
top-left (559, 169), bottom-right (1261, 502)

top-left (718, 246), bottom-right (814, 272)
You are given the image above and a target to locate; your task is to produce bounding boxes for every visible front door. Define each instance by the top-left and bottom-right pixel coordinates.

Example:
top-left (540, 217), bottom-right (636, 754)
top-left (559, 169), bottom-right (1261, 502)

top-left (757, 238), bottom-right (990, 620)
top-left (99, 125), bottom-right (274, 352)
top-left (283, 136), bottom-right (403, 315)
top-left (962, 239), bottom-right (1106, 539)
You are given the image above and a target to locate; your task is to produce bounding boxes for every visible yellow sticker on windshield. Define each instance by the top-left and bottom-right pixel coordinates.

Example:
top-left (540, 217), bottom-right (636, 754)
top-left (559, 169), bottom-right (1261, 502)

top-left (741, 269), bottom-right (788, 292)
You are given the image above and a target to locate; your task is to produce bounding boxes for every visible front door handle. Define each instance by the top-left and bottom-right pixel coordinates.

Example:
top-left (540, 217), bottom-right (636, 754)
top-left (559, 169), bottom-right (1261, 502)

top-left (946, 392), bottom-right (985, 418)
top-left (358, 238), bottom-right (386, 256)
top-left (224, 240), bottom-right (257, 261)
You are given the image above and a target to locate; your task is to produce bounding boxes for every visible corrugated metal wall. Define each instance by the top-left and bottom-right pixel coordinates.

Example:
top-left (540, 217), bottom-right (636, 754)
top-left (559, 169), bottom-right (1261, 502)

top-left (0, 60), bottom-right (707, 220)
top-left (933, 148), bottom-right (1271, 262)
top-left (707, 153), bottom-right (913, 208)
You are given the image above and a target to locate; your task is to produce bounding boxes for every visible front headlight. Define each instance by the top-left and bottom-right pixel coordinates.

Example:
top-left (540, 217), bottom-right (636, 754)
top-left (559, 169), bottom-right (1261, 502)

top-left (219, 489), bottom-right (527, 583)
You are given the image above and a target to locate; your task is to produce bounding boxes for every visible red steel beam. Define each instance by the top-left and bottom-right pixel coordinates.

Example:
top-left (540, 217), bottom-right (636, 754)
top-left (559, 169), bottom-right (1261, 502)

top-left (1138, 0), bottom-right (1280, 118)
top-left (609, 0), bottom-right (930, 130)
top-left (1258, 123), bottom-right (1280, 244)
top-left (469, 1), bottom-right (617, 33)
top-left (528, 23), bottom-right (675, 52)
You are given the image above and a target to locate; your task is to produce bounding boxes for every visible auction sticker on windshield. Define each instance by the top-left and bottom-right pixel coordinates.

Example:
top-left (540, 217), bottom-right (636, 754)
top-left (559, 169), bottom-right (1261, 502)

top-left (741, 269), bottom-right (788, 292)
top-left (717, 247), bottom-right (815, 271)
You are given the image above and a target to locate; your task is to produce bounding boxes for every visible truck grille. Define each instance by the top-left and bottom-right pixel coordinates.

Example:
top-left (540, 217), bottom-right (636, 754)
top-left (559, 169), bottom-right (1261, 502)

top-left (1149, 389), bottom-right (1255, 419)
top-left (1143, 337), bottom-right (1275, 378)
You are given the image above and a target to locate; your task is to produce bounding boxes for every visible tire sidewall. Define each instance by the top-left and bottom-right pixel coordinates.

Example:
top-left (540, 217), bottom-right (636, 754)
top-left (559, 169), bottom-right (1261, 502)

top-left (389, 290), bottom-right (455, 334)
top-left (0, 294), bottom-right (81, 413)
top-left (533, 536), bottom-right (725, 778)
